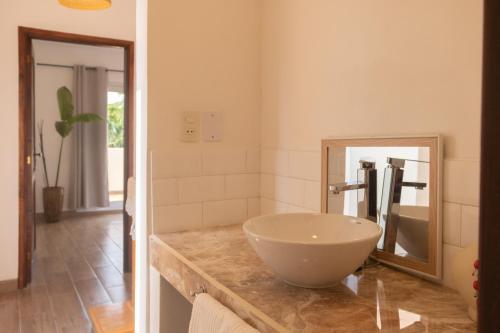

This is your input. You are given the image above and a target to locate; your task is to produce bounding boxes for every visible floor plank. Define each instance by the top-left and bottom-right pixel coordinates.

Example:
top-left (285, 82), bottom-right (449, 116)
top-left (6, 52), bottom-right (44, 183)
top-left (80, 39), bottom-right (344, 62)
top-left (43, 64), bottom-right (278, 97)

top-left (74, 277), bottom-right (112, 307)
top-left (45, 271), bottom-right (75, 296)
top-left (106, 285), bottom-right (132, 304)
top-left (19, 313), bottom-right (57, 333)
top-left (0, 301), bottom-right (20, 333)
top-left (18, 286), bottom-right (52, 319)
top-left (94, 266), bottom-right (126, 289)
top-left (50, 291), bottom-right (89, 328)
top-left (65, 258), bottom-right (97, 282)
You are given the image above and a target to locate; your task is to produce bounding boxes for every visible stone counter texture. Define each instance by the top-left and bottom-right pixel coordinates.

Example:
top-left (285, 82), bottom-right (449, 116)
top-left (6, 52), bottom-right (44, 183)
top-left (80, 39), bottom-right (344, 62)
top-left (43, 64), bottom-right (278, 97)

top-left (150, 225), bottom-right (476, 333)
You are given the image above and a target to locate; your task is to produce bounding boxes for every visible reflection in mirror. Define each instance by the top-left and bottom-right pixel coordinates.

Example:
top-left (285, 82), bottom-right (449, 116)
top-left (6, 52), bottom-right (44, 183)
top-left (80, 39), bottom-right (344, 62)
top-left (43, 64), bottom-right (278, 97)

top-left (323, 137), bottom-right (441, 278)
top-left (378, 156), bottom-right (429, 262)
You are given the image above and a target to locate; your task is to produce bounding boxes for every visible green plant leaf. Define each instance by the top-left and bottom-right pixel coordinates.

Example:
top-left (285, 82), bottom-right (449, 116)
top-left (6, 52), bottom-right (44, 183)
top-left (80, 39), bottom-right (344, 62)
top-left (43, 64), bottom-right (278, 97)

top-left (107, 100), bottom-right (124, 148)
top-left (57, 87), bottom-right (74, 121)
top-left (71, 113), bottom-right (103, 124)
top-left (55, 121), bottom-right (73, 138)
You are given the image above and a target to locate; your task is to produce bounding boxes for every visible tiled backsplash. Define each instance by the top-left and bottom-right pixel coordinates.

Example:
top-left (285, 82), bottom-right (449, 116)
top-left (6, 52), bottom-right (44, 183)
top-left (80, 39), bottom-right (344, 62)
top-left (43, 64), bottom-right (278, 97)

top-left (151, 146), bottom-right (480, 289)
top-left (151, 148), bottom-right (261, 233)
top-left (260, 148), bottom-right (322, 214)
top-left (441, 160), bottom-right (480, 288)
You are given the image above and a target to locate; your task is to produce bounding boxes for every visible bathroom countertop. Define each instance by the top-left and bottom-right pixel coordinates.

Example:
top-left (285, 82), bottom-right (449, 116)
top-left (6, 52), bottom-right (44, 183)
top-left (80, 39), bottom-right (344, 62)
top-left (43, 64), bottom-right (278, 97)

top-left (150, 225), bottom-right (476, 333)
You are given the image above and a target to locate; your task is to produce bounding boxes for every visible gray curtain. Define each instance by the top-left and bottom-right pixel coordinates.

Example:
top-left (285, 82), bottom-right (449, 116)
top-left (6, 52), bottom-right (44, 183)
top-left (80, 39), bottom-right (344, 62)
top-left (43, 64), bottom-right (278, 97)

top-left (73, 65), bottom-right (110, 209)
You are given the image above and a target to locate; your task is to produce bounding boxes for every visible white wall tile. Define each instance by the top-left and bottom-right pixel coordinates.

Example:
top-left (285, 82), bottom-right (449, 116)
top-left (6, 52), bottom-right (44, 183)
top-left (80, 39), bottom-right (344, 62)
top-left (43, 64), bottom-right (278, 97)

top-left (460, 205), bottom-right (479, 248)
top-left (274, 176), bottom-right (288, 203)
top-left (304, 181), bottom-right (321, 212)
top-left (155, 203), bottom-right (203, 233)
top-left (286, 204), bottom-right (316, 213)
top-left (151, 150), bottom-right (202, 179)
top-left (152, 179), bottom-right (178, 207)
top-left (260, 174), bottom-right (275, 199)
top-left (225, 174), bottom-right (260, 199)
top-left (443, 202), bottom-right (461, 246)
top-left (283, 177), bottom-right (305, 206)
top-left (246, 148), bottom-right (261, 173)
top-left (443, 159), bottom-right (480, 206)
top-left (152, 207), bottom-right (159, 230)
top-left (178, 177), bottom-right (203, 203)
top-left (203, 199), bottom-right (247, 227)
top-left (225, 174), bottom-right (245, 198)
top-left (260, 198), bottom-right (287, 215)
top-left (202, 176), bottom-right (226, 201)
top-left (202, 149), bottom-right (246, 175)
top-left (247, 198), bottom-right (261, 218)
top-left (261, 149), bottom-right (289, 176)
top-left (247, 174), bottom-right (261, 197)
top-left (178, 176), bottom-right (225, 203)
top-left (288, 151), bottom-right (321, 181)
top-left (442, 244), bottom-right (462, 288)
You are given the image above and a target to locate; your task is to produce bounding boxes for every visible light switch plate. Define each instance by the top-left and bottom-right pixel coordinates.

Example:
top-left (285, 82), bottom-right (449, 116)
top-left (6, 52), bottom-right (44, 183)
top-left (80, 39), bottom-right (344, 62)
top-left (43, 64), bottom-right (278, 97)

top-left (181, 111), bottom-right (200, 142)
top-left (202, 112), bottom-right (223, 142)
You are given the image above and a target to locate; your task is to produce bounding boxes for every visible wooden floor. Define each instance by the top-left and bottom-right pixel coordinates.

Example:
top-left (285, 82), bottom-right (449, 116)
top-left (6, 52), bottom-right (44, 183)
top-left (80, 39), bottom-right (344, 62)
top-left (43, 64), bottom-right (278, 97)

top-left (0, 213), bottom-right (132, 333)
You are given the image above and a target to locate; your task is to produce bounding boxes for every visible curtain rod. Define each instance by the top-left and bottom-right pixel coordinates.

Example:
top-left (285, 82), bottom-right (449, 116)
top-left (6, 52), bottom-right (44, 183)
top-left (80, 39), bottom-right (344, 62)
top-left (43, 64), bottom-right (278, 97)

top-left (36, 62), bottom-right (124, 73)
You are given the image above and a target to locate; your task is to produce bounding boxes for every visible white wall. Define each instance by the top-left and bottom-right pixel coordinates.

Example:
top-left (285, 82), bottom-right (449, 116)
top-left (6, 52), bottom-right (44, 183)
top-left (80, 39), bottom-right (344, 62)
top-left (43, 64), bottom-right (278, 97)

top-left (0, 0), bottom-right (135, 281)
top-left (33, 40), bottom-right (124, 213)
top-left (259, 0), bottom-right (483, 287)
top-left (148, 0), bottom-right (262, 234)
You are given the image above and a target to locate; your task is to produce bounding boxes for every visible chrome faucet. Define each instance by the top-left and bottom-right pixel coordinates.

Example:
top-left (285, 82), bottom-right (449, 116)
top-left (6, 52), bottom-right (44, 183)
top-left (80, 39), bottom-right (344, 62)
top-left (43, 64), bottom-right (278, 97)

top-left (329, 160), bottom-right (377, 221)
top-left (379, 157), bottom-right (428, 253)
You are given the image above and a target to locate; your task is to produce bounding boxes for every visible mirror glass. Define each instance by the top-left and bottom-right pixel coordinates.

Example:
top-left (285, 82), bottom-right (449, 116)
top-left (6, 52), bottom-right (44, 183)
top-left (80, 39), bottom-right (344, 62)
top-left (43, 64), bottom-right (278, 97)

top-left (323, 137), bottom-right (440, 277)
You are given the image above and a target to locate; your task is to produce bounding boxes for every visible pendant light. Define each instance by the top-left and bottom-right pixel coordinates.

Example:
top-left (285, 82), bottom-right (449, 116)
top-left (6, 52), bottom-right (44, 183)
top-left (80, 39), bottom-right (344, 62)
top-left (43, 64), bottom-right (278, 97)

top-left (58, 0), bottom-right (111, 10)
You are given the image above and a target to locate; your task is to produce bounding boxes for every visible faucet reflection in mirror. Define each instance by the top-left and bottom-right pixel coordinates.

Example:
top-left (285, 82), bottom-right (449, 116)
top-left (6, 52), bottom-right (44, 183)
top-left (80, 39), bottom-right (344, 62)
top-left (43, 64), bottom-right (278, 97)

top-left (379, 157), bottom-right (429, 261)
top-left (322, 136), bottom-right (442, 279)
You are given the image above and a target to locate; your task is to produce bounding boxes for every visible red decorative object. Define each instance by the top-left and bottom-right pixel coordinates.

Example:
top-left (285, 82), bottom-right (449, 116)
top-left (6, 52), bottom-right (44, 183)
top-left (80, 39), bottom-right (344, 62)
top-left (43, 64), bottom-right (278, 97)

top-left (473, 259), bottom-right (479, 300)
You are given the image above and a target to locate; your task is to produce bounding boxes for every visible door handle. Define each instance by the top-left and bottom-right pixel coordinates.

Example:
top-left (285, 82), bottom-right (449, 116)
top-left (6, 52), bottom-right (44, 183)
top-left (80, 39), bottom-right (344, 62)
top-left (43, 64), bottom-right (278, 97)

top-left (26, 156), bottom-right (31, 165)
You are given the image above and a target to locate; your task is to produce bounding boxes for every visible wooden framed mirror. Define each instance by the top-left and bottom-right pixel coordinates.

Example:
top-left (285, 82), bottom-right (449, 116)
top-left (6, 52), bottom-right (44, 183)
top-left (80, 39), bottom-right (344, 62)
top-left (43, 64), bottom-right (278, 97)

top-left (321, 136), bottom-right (442, 279)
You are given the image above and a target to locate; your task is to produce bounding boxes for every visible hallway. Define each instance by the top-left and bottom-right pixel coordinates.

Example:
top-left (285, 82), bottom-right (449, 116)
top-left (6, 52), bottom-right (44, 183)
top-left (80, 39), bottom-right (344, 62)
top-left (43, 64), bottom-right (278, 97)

top-left (0, 213), bottom-right (131, 332)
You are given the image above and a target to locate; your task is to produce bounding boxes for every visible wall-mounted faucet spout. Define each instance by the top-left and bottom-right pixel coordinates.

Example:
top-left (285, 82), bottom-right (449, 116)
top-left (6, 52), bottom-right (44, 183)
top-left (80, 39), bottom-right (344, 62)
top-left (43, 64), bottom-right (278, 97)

top-left (328, 160), bottom-right (377, 221)
top-left (329, 181), bottom-right (367, 194)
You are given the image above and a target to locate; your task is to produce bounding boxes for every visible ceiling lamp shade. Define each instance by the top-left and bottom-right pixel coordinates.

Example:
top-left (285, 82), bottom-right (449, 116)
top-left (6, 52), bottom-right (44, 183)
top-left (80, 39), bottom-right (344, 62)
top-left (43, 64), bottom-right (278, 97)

top-left (58, 0), bottom-right (111, 10)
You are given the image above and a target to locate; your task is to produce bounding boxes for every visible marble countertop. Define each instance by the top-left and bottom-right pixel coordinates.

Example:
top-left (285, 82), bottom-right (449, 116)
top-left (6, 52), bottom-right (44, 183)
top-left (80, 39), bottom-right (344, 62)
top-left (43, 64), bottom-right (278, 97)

top-left (150, 224), bottom-right (476, 333)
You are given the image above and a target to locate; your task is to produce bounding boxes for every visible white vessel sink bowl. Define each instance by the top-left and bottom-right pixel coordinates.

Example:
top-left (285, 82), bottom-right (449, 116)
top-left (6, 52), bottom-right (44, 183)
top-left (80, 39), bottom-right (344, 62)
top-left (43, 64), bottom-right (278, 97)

top-left (243, 213), bottom-right (382, 288)
top-left (396, 205), bottom-right (429, 260)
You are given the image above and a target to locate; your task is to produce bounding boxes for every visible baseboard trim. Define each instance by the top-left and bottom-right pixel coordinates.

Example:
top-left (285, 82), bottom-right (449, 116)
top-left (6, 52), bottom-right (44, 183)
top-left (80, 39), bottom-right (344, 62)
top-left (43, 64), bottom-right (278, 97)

top-left (0, 279), bottom-right (18, 293)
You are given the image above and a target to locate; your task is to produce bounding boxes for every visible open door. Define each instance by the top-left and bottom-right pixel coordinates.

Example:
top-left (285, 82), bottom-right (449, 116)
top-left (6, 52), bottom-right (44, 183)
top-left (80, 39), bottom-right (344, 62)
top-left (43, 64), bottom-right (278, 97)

top-left (19, 27), bottom-right (135, 289)
top-left (18, 33), bottom-right (36, 288)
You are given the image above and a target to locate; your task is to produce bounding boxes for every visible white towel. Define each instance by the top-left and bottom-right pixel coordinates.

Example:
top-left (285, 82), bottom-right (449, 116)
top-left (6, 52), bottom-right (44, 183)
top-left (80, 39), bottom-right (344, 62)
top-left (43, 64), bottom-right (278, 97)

top-left (189, 294), bottom-right (260, 333)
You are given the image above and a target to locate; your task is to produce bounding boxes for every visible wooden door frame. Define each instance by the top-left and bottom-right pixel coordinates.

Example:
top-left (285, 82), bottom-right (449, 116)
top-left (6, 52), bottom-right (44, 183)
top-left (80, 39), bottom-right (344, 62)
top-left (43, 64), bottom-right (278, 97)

top-left (18, 27), bottom-right (135, 288)
top-left (479, 1), bottom-right (500, 331)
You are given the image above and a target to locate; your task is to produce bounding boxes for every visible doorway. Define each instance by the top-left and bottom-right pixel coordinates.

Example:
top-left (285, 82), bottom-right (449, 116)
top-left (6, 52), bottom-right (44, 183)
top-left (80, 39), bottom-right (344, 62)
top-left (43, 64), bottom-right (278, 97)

top-left (18, 27), bottom-right (134, 289)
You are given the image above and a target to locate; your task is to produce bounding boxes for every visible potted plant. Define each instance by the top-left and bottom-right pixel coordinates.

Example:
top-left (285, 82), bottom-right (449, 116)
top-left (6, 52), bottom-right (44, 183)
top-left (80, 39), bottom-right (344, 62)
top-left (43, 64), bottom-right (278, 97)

top-left (39, 86), bottom-right (102, 222)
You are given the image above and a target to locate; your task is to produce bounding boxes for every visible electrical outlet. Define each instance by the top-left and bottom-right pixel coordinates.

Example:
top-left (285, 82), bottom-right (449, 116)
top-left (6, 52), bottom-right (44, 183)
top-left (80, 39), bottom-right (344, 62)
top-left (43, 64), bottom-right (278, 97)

top-left (181, 111), bottom-right (200, 142)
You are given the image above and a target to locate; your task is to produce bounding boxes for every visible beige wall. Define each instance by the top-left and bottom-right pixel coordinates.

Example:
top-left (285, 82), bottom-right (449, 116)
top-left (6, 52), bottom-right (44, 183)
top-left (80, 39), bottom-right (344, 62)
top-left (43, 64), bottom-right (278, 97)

top-left (0, 0), bottom-right (135, 281)
top-left (148, 0), bottom-right (262, 234)
top-left (260, 0), bottom-right (483, 286)
top-left (261, 0), bottom-right (482, 158)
